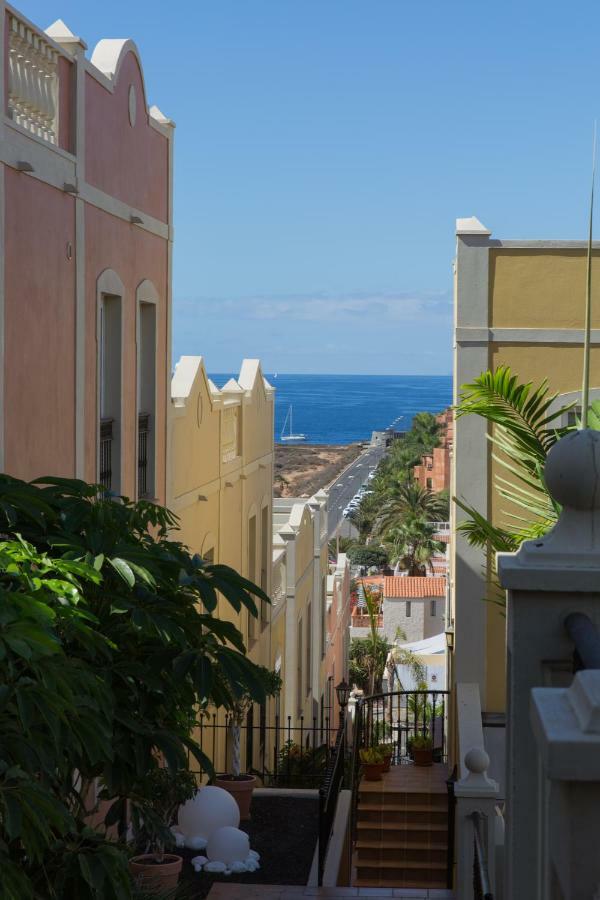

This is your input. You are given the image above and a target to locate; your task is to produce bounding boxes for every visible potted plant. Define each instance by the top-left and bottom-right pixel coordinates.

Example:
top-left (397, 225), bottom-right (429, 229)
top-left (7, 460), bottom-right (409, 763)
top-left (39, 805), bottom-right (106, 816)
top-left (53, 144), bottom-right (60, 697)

top-left (378, 742), bottom-right (394, 772)
top-left (359, 747), bottom-right (385, 781)
top-left (216, 666), bottom-right (282, 819)
top-left (129, 766), bottom-right (197, 895)
top-left (411, 735), bottom-right (433, 767)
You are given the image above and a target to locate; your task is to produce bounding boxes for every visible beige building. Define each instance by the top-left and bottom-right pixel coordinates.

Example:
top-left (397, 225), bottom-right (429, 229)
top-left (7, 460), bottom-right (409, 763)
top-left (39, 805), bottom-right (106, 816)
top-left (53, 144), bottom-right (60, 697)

top-left (451, 215), bottom-right (600, 788)
top-left (169, 356), bottom-right (275, 663)
top-left (271, 492), bottom-right (330, 724)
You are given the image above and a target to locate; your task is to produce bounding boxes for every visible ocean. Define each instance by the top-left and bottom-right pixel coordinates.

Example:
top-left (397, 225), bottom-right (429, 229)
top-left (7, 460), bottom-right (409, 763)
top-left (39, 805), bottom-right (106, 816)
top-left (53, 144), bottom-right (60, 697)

top-left (209, 373), bottom-right (453, 445)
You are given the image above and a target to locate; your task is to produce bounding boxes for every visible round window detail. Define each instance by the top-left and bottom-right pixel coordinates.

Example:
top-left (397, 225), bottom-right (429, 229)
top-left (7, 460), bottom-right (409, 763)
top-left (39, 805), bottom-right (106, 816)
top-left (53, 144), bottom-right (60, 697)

top-left (128, 84), bottom-right (137, 127)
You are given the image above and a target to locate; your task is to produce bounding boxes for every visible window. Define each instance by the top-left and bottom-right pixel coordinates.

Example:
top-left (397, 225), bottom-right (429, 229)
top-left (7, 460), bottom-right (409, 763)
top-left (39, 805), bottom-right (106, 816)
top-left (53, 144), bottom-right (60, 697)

top-left (426, 477), bottom-right (433, 490)
top-left (430, 599), bottom-right (437, 617)
top-left (306, 602), bottom-right (312, 697)
top-left (137, 300), bottom-right (156, 498)
top-left (99, 294), bottom-right (122, 493)
top-left (248, 515), bottom-right (257, 643)
top-left (260, 505), bottom-right (269, 628)
top-left (406, 600), bottom-right (412, 617)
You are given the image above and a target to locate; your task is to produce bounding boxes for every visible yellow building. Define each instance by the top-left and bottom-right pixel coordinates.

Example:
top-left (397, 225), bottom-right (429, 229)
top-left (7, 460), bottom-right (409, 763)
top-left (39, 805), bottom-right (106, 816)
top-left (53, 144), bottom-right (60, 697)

top-left (271, 493), bottom-right (330, 726)
top-left (169, 356), bottom-right (275, 664)
top-left (451, 216), bottom-right (600, 777)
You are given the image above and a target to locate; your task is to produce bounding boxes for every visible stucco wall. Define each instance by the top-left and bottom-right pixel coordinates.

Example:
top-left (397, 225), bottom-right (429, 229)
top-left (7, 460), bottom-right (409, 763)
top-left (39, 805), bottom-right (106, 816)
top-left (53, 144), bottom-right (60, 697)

top-left (85, 52), bottom-right (168, 222)
top-left (383, 596), bottom-right (444, 643)
top-left (84, 206), bottom-right (168, 500)
top-left (4, 170), bottom-right (76, 479)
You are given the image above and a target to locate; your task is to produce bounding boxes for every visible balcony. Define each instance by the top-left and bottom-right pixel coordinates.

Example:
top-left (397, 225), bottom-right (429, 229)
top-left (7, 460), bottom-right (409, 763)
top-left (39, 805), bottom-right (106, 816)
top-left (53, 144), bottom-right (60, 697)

top-left (99, 418), bottom-right (113, 490)
top-left (7, 11), bottom-right (60, 146)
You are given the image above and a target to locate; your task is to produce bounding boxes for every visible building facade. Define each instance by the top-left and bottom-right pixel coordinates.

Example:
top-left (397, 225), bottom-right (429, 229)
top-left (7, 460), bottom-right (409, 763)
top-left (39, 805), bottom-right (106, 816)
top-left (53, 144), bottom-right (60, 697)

top-left (169, 356), bottom-right (275, 662)
top-left (382, 576), bottom-right (446, 643)
top-left (451, 215), bottom-right (600, 778)
top-left (271, 492), bottom-right (331, 724)
top-left (413, 409), bottom-right (453, 493)
top-left (0, 7), bottom-right (173, 501)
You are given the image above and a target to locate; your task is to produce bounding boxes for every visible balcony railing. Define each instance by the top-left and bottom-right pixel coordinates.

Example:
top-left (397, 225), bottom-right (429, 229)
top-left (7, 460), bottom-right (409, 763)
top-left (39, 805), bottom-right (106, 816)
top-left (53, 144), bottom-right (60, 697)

top-left (138, 413), bottom-right (150, 498)
top-left (7, 12), bottom-right (59, 144)
top-left (99, 418), bottom-right (113, 490)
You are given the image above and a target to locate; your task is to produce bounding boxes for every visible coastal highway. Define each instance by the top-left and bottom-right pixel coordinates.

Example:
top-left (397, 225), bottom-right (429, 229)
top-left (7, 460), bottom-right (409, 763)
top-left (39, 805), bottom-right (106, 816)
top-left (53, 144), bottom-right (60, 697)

top-left (327, 444), bottom-right (386, 539)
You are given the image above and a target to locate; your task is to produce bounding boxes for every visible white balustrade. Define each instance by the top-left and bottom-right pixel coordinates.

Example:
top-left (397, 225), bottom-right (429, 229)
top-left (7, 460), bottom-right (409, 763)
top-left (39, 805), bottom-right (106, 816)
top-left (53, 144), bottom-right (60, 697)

top-left (7, 14), bottom-right (59, 144)
top-left (454, 682), bottom-right (501, 900)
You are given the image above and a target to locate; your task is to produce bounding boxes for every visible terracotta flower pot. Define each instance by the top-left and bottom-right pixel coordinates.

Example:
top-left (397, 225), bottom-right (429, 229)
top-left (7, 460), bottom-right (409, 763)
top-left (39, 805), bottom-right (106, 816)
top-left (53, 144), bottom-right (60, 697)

top-left (128, 854), bottom-right (183, 895)
top-left (413, 747), bottom-right (433, 767)
top-left (362, 762), bottom-right (385, 782)
top-left (215, 774), bottom-right (257, 820)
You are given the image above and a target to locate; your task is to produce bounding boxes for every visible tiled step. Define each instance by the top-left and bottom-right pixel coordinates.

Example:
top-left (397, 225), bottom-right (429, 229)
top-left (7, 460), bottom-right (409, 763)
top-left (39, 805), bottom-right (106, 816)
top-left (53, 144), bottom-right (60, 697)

top-left (354, 877), bottom-right (449, 890)
top-left (356, 862), bottom-right (447, 887)
top-left (358, 804), bottom-right (447, 825)
top-left (357, 821), bottom-right (448, 842)
top-left (356, 841), bottom-right (447, 863)
top-left (358, 789), bottom-right (447, 809)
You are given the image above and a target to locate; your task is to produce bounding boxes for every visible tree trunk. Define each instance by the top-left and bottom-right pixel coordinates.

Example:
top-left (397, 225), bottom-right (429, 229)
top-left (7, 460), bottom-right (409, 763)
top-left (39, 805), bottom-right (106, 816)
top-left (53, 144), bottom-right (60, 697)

top-left (231, 720), bottom-right (241, 777)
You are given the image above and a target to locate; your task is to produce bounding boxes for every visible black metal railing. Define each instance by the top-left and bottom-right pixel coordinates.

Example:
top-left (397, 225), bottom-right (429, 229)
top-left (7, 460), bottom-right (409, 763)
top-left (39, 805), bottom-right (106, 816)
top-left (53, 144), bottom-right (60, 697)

top-left (138, 413), bottom-right (150, 498)
top-left (565, 611), bottom-right (600, 671)
top-left (99, 418), bottom-right (113, 490)
top-left (354, 689), bottom-right (449, 761)
top-left (192, 708), bottom-right (335, 788)
top-left (318, 724), bottom-right (346, 885)
top-left (472, 811), bottom-right (494, 899)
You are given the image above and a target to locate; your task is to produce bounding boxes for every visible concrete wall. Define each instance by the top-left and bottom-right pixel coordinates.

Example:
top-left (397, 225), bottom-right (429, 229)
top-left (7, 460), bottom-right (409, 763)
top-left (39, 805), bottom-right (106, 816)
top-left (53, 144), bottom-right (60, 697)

top-left (452, 219), bottom-right (600, 715)
top-left (382, 595), bottom-right (444, 643)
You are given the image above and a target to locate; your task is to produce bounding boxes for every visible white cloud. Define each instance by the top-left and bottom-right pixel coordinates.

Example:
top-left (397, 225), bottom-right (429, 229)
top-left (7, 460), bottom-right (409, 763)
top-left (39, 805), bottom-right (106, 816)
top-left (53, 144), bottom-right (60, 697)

top-left (174, 290), bottom-right (452, 324)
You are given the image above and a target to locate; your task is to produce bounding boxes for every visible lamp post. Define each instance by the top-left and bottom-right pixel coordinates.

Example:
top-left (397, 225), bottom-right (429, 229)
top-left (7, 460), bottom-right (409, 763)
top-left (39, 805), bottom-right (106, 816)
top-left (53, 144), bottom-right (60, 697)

top-left (335, 678), bottom-right (350, 728)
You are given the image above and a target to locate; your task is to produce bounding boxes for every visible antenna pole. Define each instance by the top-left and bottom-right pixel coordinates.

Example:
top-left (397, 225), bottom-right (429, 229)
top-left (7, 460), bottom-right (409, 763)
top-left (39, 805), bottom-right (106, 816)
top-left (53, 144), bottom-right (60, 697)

top-left (582, 122), bottom-right (597, 429)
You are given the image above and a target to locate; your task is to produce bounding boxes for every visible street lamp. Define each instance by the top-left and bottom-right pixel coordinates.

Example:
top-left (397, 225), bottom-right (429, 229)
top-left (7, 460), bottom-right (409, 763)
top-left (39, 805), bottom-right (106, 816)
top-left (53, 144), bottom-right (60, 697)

top-left (444, 626), bottom-right (454, 650)
top-left (335, 678), bottom-right (350, 726)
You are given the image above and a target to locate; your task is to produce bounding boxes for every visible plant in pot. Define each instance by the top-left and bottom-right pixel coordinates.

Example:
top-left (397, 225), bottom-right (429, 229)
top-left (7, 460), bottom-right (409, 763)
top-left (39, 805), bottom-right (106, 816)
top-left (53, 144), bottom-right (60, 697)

top-left (216, 666), bottom-right (282, 819)
top-left (129, 766), bottom-right (197, 895)
top-left (378, 742), bottom-right (395, 772)
top-left (359, 747), bottom-right (385, 781)
top-left (411, 735), bottom-right (434, 767)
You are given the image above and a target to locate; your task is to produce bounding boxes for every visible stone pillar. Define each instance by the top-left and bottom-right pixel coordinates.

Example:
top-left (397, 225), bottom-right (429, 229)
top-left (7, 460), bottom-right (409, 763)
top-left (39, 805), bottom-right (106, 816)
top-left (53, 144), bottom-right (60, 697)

top-left (454, 747), bottom-right (499, 900)
top-left (531, 669), bottom-right (600, 898)
top-left (497, 429), bottom-right (600, 899)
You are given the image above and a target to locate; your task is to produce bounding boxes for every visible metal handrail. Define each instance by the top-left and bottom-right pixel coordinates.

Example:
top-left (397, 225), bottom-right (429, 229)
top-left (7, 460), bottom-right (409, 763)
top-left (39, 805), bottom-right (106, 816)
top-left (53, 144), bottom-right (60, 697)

top-left (318, 724), bottom-right (346, 885)
top-left (471, 811), bottom-right (493, 900)
top-left (564, 611), bottom-right (600, 670)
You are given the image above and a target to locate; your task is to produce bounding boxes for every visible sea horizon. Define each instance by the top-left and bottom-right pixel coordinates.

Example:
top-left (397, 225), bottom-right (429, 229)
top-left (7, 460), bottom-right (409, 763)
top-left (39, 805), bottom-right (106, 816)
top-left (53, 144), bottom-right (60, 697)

top-left (210, 372), bottom-right (453, 445)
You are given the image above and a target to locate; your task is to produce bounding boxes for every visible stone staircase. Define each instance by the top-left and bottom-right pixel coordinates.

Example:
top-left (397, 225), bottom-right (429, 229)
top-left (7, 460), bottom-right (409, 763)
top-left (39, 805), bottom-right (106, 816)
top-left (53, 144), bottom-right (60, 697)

top-left (354, 763), bottom-right (450, 890)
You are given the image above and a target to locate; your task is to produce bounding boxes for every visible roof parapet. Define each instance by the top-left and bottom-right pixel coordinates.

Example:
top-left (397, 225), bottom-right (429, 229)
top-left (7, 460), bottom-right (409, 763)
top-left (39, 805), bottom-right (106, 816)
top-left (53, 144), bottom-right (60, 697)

top-left (456, 216), bottom-right (491, 237)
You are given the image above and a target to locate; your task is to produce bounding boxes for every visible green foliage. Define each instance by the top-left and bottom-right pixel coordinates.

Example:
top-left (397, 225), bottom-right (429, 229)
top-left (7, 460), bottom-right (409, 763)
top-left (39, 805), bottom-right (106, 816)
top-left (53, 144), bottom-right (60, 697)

top-left (0, 474), bottom-right (272, 898)
top-left (411, 735), bottom-right (433, 751)
top-left (130, 768), bottom-right (197, 861)
top-left (347, 544), bottom-right (389, 568)
top-left (359, 747), bottom-right (384, 764)
top-left (274, 740), bottom-right (328, 788)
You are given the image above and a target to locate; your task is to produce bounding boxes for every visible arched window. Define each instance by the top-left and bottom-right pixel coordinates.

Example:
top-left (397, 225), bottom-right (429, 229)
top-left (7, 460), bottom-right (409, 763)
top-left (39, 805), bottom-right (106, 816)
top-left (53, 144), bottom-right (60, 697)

top-left (97, 270), bottom-right (124, 493)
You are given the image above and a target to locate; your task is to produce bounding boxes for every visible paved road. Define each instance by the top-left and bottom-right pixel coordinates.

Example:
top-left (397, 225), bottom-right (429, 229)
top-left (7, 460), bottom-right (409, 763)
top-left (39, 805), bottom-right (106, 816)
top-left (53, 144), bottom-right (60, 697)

top-left (327, 444), bottom-right (386, 539)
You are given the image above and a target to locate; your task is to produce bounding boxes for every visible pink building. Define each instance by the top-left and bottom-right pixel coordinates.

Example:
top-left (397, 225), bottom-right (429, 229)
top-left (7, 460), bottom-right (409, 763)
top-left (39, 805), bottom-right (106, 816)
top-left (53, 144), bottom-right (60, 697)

top-left (1, 6), bottom-right (173, 501)
top-left (413, 408), bottom-right (453, 493)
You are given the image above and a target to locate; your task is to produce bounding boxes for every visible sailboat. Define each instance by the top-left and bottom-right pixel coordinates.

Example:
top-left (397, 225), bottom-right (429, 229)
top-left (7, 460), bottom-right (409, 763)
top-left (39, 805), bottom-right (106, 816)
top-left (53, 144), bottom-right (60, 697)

top-left (280, 404), bottom-right (306, 442)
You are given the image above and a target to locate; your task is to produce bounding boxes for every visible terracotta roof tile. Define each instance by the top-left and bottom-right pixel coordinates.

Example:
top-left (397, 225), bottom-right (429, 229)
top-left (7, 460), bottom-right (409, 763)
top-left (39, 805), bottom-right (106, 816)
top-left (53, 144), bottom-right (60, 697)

top-left (383, 576), bottom-right (446, 598)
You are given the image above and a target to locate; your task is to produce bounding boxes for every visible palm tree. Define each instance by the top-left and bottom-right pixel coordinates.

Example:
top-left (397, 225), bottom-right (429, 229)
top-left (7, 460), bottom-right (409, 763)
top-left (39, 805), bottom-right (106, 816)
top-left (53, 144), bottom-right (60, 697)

top-left (455, 366), bottom-right (578, 553)
top-left (373, 481), bottom-right (448, 537)
top-left (385, 519), bottom-right (444, 575)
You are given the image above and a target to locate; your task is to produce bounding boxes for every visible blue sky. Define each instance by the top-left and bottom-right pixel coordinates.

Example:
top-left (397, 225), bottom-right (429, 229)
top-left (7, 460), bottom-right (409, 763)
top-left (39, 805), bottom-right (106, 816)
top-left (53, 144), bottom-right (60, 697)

top-left (21, 0), bottom-right (600, 373)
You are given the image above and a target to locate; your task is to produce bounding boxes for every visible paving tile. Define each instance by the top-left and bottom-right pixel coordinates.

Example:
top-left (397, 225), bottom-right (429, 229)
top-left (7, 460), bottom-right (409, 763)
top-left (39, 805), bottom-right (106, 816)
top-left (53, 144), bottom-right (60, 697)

top-left (358, 890), bottom-right (397, 896)
top-left (427, 891), bottom-right (455, 898)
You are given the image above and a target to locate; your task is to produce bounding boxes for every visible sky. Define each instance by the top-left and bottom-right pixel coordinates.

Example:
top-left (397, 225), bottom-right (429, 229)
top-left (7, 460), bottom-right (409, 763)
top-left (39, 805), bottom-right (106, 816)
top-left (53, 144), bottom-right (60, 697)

top-left (20, 0), bottom-right (600, 374)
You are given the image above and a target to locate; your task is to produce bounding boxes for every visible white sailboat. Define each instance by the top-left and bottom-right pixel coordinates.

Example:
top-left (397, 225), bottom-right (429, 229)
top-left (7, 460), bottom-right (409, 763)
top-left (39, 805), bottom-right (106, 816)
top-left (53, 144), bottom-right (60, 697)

top-left (280, 404), bottom-right (306, 442)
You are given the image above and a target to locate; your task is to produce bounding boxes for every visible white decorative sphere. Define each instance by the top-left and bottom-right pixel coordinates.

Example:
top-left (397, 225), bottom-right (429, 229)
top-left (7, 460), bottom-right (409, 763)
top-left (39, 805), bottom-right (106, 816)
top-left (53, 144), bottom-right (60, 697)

top-left (464, 746), bottom-right (490, 775)
top-left (207, 826), bottom-right (250, 865)
top-left (178, 785), bottom-right (240, 840)
top-left (545, 430), bottom-right (600, 510)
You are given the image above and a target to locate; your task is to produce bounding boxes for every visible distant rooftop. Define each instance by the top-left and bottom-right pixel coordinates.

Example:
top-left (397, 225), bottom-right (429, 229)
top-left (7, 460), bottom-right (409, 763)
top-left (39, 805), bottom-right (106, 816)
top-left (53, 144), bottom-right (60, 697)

top-left (384, 576), bottom-right (446, 598)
